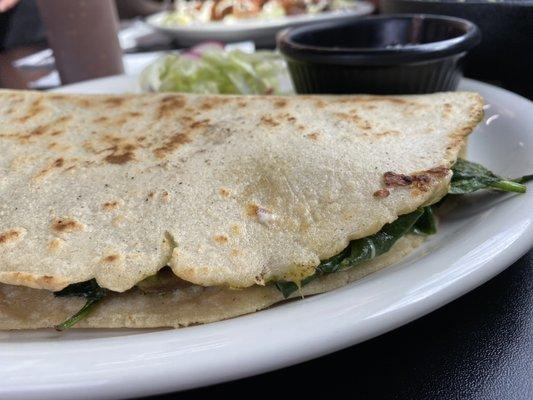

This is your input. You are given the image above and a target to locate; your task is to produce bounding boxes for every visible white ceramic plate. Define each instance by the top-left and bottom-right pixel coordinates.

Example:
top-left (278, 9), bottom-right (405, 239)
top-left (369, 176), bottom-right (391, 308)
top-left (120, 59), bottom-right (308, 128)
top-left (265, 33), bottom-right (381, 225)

top-left (145, 2), bottom-right (374, 47)
top-left (1, 76), bottom-right (532, 400)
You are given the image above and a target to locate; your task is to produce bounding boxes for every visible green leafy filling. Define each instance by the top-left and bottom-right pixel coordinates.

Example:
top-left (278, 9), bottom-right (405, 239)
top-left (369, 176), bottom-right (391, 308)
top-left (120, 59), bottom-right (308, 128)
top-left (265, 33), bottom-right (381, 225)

top-left (276, 208), bottom-right (426, 298)
top-left (450, 158), bottom-right (533, 194)
top-left (54, 158), bottom-right (531, 327)
top-left (54, 279), bottom-right (107, 331)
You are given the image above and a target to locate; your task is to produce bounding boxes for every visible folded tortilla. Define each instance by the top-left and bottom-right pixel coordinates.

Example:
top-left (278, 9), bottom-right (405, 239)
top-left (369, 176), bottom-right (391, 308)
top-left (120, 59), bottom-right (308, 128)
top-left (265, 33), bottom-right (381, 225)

top-left (0, 90), bottom-right (483, 329)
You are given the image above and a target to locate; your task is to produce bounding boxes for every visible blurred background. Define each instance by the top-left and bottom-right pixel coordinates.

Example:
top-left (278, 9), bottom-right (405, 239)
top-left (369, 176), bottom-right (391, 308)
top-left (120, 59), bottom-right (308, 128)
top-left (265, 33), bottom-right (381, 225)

top-left (1, 0), bottom-right (532, 98)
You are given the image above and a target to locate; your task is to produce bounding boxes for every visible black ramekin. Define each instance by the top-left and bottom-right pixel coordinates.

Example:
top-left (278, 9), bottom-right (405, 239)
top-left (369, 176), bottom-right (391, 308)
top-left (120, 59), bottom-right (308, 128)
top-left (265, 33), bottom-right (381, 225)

top-left (277, 14), bottom-right (481, 95)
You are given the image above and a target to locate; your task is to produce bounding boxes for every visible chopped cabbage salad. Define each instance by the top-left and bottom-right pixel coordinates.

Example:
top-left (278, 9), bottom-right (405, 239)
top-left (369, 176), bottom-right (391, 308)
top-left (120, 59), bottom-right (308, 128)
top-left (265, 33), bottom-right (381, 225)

top-left (139, 42), bottom-right (291, 95)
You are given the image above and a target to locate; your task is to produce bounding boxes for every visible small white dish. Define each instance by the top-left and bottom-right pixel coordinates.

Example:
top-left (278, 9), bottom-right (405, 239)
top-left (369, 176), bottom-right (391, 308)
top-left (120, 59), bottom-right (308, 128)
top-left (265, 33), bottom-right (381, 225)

top-left (0, 76), bottom-right (532, 400)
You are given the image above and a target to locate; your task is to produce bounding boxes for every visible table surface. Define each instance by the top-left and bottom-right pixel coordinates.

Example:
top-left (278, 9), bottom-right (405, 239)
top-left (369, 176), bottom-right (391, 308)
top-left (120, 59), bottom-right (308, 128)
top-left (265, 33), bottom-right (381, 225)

top-left (1, 45), bottom-right (532, 400)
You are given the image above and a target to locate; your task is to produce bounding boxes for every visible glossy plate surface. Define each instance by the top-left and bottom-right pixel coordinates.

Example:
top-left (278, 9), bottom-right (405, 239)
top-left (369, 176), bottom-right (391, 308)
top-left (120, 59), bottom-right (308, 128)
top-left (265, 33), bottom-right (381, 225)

top-left (1, 76), bottom-right (532, 400)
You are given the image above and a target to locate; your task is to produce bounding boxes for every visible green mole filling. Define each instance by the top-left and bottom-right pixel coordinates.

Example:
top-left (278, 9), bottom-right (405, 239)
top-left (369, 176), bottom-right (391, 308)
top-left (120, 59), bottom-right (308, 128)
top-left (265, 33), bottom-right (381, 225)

top-left (53, 159), bottom-right (532, 329)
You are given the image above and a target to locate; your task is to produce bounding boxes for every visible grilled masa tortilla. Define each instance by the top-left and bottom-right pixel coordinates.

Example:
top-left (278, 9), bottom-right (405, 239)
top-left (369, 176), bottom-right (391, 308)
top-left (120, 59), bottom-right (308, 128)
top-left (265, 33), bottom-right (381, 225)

top-left (0, 90), bottom-right (483, 329)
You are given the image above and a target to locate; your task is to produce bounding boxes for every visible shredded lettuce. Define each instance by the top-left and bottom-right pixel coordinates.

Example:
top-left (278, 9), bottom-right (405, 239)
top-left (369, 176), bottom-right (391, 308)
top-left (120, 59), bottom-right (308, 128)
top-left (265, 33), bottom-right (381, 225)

top-left (139, 46), bottom-right (290, 95)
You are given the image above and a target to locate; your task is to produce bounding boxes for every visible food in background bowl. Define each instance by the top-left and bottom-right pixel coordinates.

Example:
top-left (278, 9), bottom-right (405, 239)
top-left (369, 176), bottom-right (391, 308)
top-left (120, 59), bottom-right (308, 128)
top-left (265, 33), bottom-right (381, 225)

top-left (162, 0), bottom-right (354, 25)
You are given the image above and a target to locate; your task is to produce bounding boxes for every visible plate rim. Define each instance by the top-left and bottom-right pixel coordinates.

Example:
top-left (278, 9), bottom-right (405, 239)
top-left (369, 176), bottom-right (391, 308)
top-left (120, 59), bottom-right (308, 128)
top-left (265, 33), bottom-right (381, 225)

top-left (1, 76), bottom-right (532, 400)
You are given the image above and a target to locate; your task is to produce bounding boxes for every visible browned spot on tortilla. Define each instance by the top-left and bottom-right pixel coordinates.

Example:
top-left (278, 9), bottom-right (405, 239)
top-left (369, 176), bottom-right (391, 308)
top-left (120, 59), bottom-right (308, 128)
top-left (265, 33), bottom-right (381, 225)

top-left (214, 235), bottom-right (228, 245)
top-left (105, 134), bottom-right (122, 144)
top-left (18, 98), bottom-right (46, 122)
top-left (53, 158), bottom-right (64, 168)
top-left (52, 218), bottom-right (85, 233)
top-left (153, 132), bottom-right (191, 158)
top-left (104, 97), bottom-right (125, 107)
top-left (375, 130), bottom-right (401, 138)
top-left (336, 111), bottom-right (372, 130)
top-left (48, 94), bottom-right (68, 101)
top-left (29, 125), bottom-right (49, 137)
top-left (156, 95), bottom-right (186, 119)
top-left (161, 190), bottom-right (170, 203)
top-left (33, 157), bottom-right (66, 181)
top-left (383, 166), bottom-right (450, 193)
top-left (245, 204), bottom-right (272, 223)
top-left (424, 166), bottom-right (450, 177)
top-left (128, 111), bottom-right (142, 117)
top-left (56, 115), bottom-right (71, 124)
top-left (199, 98), bottom-right (225, 110)
top-left (102, 254), bottom-right (120, 263)
top-left (99, 140), bottom-right (138, 165)
top-left (230, 248), bottom-right (240, 257)
top-left (48, 238), bottom-right (63, 252)
top-left (336, 96), bottom-right (415, 106)
top-left (199, 100), bottom-right (214, 110)
top-left (307, 132), bottom-right (319, 141)
top-left (237, 100), bottom-right (247, 108)
top-left (230, 225), bottom-right (241, 236)
top-left (0, 228), bottom-right (25, 245)
top-left (382, 97), bottom-right (411, 105)
top-left (277, 112), bottom-right (297, 123)
top-left (102, 200), bottom-right (121, 211)
top-left (260, 115), bottom-right (279, 127)
top-left (18, 116), bottom-right (72, 140)
top-left (313, 99), bottom-right (326, 108)
top-left (73, 98), bottom-right (92, 108)
top-left (190, 119), bottom-right (210, 129)
top-left (219, 188), bottom-right (230, 197)
top-left (274, 99), bottom-right (287, 108)
top-left (246, 203), bottom-right (260, 217)
top-left (148, 191), bottom-right (155, 199)
top-left (384, 172), bottom-right (416, 188)
top-left (373, 188), bottom-right (390, 198)
top-left (114, 117), bottom-right (128, 126)
top-left (442, 102), bottom-right (453, 118)
top-left (105, 151), bottom-right (134, 165)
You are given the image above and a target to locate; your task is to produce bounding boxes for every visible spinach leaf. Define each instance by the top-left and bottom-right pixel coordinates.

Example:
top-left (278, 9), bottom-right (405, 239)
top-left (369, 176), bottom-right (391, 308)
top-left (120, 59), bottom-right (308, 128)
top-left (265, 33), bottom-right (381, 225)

top-left (450, 159), bottom-right (531, 194)
top-left (412, 206), bottom-right (437, 235)
top-left (54, 279), bottom-right (107, 330)
top-left (276, 209), bottom-right (424, 298)
top-left (513, 174), bottom-right (533, 184)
